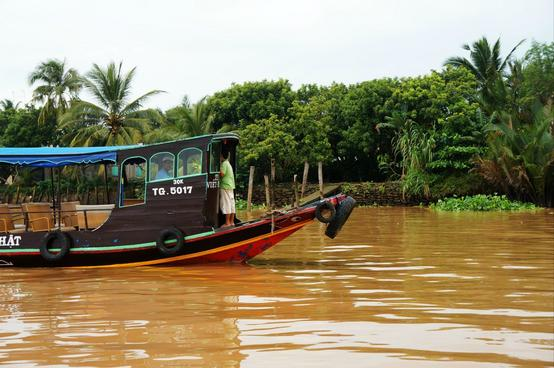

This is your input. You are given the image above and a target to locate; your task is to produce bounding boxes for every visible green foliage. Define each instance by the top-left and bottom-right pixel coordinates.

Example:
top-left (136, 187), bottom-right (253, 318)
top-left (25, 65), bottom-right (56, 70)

top-left (333, 80), bottom-right (394, 180)
top-left (521, 42), bottom-right (554, 107)
top-left (207, 79), bottom-right (296, 130)
top-left (340, 182), bottom-right (377, 198)
top-left (288, 95), bottom-right (332, 164)
top-left (60, 62), bottom-right (163, 146)
top-left (430, 194), bottom-right (536, 211)
top-left (473, 106), bottom-right (554, 206)
top-left (340, 182), bottom-right (355, 195)
top-left (402, 170), bottom-right (435, 198)
top-left (235, 197), bottom-right (265, 211)
top-left (0, 38), bottom-right (552, 208)
top-left (382, 68), bottom-right (482, 175)
top-left (444, 37), bottom-right (524, 114)
top-left (429, 172), bottom-right (485, 199)
top-left (147, 97), bottom-right (231, 143)
top-left (239, 115), bottom-right (299, 179)
top-left (377, 112), bottom-right (437, 197)
top-left (0, 168), bottom-right (119, 205)
top-left (28, 59), bottom-right (82, 123)
top-left (0, 104), bottom-right (59, 147)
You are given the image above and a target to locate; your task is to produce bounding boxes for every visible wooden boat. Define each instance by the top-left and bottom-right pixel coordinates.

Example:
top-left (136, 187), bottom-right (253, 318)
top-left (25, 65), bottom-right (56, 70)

top-left (0, 134), bottom-right (355, 267)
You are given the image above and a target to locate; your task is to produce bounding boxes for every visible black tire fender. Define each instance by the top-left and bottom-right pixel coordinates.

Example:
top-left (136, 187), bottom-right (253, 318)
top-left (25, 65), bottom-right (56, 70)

top-left (40, 231), bottom-right (72, 262)
top-left (325, 196), bottom-right (356, 239)
top-left (157, 227), bottom-right (185, 256)
top-left (315, 201), bottom-right (336, 224)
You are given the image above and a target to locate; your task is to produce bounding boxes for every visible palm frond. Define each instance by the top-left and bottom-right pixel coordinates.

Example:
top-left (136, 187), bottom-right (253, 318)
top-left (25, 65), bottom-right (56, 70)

top-left (120, 90), bottom-right (165, 115)
top-left (500, 39), bottom-right (525, 71)
top-left (445, 56), bottom-right (483, 82)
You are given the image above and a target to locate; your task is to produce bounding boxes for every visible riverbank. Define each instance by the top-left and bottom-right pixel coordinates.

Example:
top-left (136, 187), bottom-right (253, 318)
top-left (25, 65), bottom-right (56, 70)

top-left (236, 180), bottom-right (546, 209)
top-left (235, 181), bottom-right (418, 207)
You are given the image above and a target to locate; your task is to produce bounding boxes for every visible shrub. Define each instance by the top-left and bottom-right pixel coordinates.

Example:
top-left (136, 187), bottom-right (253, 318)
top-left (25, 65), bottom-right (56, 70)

top-left (430, 194), bottom-right (536, 211)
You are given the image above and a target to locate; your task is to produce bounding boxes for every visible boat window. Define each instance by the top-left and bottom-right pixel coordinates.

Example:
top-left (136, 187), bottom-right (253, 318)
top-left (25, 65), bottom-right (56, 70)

top-left (149, 152), bottom-right (175, 182)
top-left (120, 157), bottom-right (147, 207)
top-left (209, 141), bottom-right (221, 173)
top-left (177, 148), bottom-right (203, 177)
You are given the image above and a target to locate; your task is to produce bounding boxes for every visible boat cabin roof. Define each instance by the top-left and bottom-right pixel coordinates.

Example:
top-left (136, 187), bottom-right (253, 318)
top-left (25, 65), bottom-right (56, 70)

top-left (0, 133), bottom-right (239, 167)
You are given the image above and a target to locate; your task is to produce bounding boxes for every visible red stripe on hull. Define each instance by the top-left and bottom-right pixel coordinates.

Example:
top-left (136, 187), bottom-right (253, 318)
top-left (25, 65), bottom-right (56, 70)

top-left (164, 224), bottom-right (305, 265)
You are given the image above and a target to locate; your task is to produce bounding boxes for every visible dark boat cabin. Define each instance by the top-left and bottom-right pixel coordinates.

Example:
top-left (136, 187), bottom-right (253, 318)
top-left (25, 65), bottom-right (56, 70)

top-left (0, 133), bottom-right (239, 239)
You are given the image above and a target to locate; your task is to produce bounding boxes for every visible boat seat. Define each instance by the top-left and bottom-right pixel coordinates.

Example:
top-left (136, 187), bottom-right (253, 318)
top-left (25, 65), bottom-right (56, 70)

top-left (9, 205), bottom-right (25, 227)
top-left (0, 204), bottom-right (25, 234)
top-left (21, 203), bottom-right (75, 232)
top-left (61, 201), bottom-right (80, 228)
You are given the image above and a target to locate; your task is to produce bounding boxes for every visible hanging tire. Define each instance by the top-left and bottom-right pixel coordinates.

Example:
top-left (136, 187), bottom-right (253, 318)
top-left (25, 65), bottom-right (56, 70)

top-left (40, 231), bottom-right (72, 262)
top-left (315, 201), bottom-right (336, 224)
top-left (325, 196), bottom-right (356, 239)
top-left (157, 227), bottom-right (185, 256)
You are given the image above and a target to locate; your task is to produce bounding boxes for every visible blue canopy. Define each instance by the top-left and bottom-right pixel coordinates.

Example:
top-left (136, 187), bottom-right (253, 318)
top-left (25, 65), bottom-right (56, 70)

top-left (0, 146), bottom-right (138, 167)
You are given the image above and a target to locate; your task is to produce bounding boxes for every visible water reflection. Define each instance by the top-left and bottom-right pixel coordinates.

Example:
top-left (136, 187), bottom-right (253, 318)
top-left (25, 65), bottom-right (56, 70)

top-left (0, 208), bottom-right (552, 367)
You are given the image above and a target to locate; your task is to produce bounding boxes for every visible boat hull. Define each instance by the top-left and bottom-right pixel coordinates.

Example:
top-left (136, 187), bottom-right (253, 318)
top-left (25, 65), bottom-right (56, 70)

top-left (83, 219), bottom-right (310, 268)
top-left (0, 195), bottom-right (350, 268)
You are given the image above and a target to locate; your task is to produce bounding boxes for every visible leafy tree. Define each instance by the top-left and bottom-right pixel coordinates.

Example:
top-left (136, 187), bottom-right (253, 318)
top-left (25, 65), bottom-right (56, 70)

top-left (330, 80), bottom-right (393, 181)
top-left (0, 105), bottom-right (58, 147)
top-left (207, 79), bottom-right (296, 130)
top-left (60, 62), bottom-right (163, 146)
top-left (288, 95), bottom-right (332, 164)
top-left (28, 59), bottom-right (82, 123)
top-left (239, 115), bottom-right (299, 180)
top-left (520, 42), bottom-right (554, 108)
top-left (379, 68), bottom-right (482, 174)
top-left (0, 100), bottom-right (18, 137)
top-left (296, 84), bottom-right (322, 104)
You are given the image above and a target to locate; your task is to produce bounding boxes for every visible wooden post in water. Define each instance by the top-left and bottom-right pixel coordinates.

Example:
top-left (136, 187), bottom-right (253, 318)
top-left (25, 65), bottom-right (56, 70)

top-left (318, 161), bottom-right (323, 199)
top-left (264, 175), bottom-right (271, 210)
top-left (293, 174), bottom-right (299, 208)
top-left (270, 159), bottom-right (276, 210)
top-left (301, 161), bottom-right (309, 199)
top-left (247, 166), bottom-right (255, 213)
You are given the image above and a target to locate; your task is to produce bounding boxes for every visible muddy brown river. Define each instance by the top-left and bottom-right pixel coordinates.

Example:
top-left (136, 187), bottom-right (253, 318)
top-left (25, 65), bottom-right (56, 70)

top-left (0, 207), bottom-right (553, 367)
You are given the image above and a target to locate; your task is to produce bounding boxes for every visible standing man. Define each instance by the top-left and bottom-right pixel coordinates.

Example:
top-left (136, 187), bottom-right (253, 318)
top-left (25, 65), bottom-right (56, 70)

top-left (219, 149), bottom-right (236, 227)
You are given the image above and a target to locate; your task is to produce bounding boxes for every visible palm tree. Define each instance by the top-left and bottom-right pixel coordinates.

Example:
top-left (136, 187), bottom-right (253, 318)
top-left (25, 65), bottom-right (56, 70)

top-left (445, 37), bottom-right (524, 113)
top-left (146, 96), bottom-right (230, 143)
top-left (28, 59), bottom-right (82, 123)
top-left (473, 105), bottom-right (554, 206)
top-left (60, 62), bottom-right (163, 146)
top-left (0, 99), bottom-right (20, 111)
